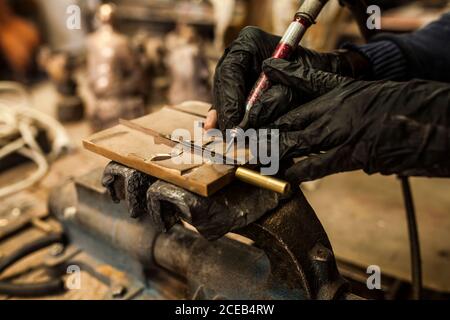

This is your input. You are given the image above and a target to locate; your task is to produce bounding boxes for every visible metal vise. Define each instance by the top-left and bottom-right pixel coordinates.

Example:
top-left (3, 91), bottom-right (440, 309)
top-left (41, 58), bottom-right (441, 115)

top-left (48, 163), bottom-right (350, 300)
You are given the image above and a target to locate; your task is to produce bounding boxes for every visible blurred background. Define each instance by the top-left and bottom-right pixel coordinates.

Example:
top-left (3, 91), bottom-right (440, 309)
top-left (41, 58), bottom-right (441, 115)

top-left (1, 0), bottom-right (450, 300)
top-left (2, 0), bottom-right (450, 128)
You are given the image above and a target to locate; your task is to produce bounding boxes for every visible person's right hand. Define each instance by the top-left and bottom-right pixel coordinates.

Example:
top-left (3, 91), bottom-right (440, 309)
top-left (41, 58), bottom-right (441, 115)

top-left (262, 59), bottom-right (450, 183)
top-left (206, 26), bottom-right (369, 131)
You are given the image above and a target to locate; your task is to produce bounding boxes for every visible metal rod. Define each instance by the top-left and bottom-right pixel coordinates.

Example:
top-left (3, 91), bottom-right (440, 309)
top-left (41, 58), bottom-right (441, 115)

top-left (235, 167), bottom-right (290, 195)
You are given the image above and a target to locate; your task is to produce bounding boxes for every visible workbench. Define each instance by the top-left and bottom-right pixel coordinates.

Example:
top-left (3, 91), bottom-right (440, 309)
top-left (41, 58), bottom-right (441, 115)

top-left (1, 78), bottom-right (450, 298)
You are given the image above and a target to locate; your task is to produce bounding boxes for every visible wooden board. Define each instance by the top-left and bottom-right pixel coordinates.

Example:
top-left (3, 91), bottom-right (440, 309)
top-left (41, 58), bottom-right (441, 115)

top-left (83, 104), bottom-right (237, 196)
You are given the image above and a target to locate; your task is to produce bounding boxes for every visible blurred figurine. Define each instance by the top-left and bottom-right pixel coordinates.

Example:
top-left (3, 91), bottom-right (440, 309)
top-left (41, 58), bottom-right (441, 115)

top-left (132, 31), bottom-right (167, 105)
top-left (209, 0), bottom-right (235, 52)
top-left (38, 48), bottom-right (84, 122)
top-left (86, 3), bottom-right (146, 131)
top-left (164, 24), bottom-right (211, 105)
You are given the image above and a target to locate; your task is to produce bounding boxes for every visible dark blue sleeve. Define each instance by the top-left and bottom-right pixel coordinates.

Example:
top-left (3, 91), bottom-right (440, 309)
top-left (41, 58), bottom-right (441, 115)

top-left (350, 12), bottom-right (450, 82)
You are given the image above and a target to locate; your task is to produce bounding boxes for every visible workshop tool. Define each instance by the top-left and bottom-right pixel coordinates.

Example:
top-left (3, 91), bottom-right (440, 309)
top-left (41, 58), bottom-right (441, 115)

top-left (49, 167), bottom-right (351, 299)
top-left (0, 233), bottom-right (66, 297)
top-left (119, 119), bottom-right (291, 195)
top-left (226, 0), bottom-right (329, 152)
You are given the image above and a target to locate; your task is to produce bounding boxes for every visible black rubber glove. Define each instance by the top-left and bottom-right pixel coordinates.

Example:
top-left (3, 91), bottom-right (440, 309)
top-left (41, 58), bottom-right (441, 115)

top-left (262, 58), bottom-right (450, 182)
top-left (212, 26), bottom-right (370, 130)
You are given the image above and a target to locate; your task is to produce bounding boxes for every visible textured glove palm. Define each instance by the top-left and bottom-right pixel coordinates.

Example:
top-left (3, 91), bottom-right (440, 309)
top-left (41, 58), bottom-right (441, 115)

top-left (261, 58), bottom-right (450, 182)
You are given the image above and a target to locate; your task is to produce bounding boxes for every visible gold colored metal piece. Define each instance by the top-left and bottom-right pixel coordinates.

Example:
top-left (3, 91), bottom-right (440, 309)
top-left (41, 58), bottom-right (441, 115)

top-left (235, 167), bottom-right (291, 195)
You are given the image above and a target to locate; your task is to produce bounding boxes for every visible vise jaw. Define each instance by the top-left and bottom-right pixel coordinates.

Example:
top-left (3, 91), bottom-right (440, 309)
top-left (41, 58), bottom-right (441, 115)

top-left (49, 163), bottom-right (349, 299)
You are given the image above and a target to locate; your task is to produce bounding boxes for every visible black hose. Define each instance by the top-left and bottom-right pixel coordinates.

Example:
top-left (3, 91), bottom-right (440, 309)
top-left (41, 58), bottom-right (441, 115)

top-left (0, 279), bottom-right (64, 297)
top-left (0, 233), bottom-right (66, 297)
top-left (399, 176), bottom-right (422, 300)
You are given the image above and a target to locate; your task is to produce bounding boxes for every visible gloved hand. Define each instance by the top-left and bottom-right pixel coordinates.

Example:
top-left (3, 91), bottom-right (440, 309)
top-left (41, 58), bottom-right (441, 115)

top-left (262, 58), bottom-right (450, 182)
top-left (207, 26), bottom-right (370, 131)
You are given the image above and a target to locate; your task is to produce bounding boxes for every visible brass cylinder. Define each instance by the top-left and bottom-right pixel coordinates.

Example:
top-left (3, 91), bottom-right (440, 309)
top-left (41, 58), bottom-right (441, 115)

top-left (235, 167), bottom-right (291, 195)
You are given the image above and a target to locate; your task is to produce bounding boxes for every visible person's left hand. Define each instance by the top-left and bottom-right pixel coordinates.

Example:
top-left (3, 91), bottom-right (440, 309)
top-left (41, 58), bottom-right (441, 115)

top-left (262, 58), bottom-right (450, 183)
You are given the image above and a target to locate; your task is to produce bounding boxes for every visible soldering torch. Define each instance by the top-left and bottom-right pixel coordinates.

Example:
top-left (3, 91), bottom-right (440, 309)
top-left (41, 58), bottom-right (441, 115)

top-left (226, 0), bottom-right (329, 151)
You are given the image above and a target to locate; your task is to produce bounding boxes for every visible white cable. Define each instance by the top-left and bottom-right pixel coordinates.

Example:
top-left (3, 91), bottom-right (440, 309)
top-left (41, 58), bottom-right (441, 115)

top-left (0, 146), bottom-right (49, 198)
top-left (0, 138), bottom-right (25, 159)
top-left (0, 81), bottom-right (71, 198)
top-left (0, 81), bottom-right (72, 159)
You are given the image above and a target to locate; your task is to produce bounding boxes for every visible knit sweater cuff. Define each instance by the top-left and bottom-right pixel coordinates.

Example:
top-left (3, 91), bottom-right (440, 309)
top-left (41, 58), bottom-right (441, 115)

top-left (344, 40), bottom-right (408, 80)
